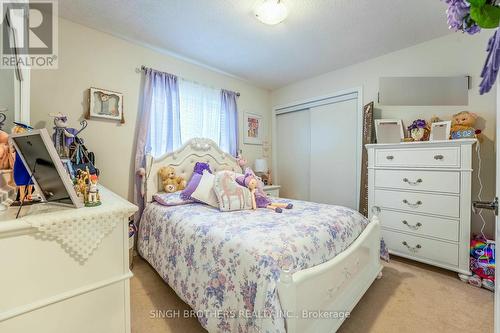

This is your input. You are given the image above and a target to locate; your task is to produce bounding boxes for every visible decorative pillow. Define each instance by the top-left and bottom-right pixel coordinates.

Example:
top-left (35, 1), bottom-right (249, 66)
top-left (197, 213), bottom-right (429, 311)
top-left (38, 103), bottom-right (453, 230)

top-left (194, 162), bottom-right (212, 175)
top-left (191, 170), bottom-right (219, 208)
top-left (180, 162), bottom-right (213, 200)
top-left (153, 192), bottom-right (194, 206)
top-left (213, 171), bottom-right (253, 212)
top-left (180, 172), bottom-right (202, 200)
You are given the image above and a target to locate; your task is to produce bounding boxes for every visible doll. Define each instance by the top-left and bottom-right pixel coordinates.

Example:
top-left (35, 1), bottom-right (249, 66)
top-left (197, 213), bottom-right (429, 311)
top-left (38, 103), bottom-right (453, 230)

top-left (12, 123), bottom-right (34, 202)
top-left (87, 174), bottom-right (101, 206)
top-left (236, 150), bottom-right (247, 168)
top-left (243, 173), bottom-right (292, 213)
top-left (50, 113), bottom-right (77, 158)
top-left (0, 113), bottom-right (11, 170)
top-left (407, 119), bottom-right (430, 141)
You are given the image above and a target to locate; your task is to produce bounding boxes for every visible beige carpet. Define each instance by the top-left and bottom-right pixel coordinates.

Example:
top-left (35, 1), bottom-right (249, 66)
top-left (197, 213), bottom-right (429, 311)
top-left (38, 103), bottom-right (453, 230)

top-left (131, 256), bottom-right (494, 333)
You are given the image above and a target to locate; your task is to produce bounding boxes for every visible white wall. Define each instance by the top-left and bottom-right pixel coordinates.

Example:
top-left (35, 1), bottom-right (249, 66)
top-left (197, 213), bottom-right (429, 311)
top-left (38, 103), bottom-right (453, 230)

top-left (272, 32), bottom-right (497, 237)
top-left (30, 18), bottom-right (270, 201)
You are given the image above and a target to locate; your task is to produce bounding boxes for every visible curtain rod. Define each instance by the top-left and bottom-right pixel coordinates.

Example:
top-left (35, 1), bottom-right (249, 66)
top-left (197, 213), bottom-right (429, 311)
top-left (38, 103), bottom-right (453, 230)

top-left (136, 65), bottom-right (240, 97)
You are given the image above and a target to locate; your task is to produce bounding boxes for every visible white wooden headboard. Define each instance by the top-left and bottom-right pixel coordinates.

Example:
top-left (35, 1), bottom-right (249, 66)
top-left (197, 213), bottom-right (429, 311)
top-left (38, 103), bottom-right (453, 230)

top-left (144, 138), bottom-right (242, 203)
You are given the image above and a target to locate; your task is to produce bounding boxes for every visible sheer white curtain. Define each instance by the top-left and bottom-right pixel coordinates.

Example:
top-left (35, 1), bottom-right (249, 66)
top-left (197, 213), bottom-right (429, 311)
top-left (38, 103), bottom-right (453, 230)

top-left (178, 80), bottom-right (239, 156)
top-left (179, 79), bottom-right (221, 144)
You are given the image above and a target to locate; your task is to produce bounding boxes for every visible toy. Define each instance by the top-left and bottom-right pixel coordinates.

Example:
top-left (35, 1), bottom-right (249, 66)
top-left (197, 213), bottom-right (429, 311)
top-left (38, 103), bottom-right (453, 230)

top-left (0, 113), bottom-right (11, 171)
top-left (158, 166), bottom-right (186, 193)
top-left (430, 115), bottom-right (442, 123)
top-left (407, 119), bottom-right (430, 141)
top-left (0, 130), bottom-right (12, 170)
top-left (450, 111), bottom-right (478, 140)
top-left (50, 113), bottom-right (78, 158)
top-left (470, 236), bottom-right (495, 280)
top-left (86, 174), bottom-right (101, 207)
top-left (11, 123), bottom-right (34, 202)
top-left (243, 171), bottom-right (292, 213)
top-left (236, 150), bottom-right (247, 168)
top-left (74, 167), bottom-right (101, 207)
top-left (459, 235), bottom-right (495, 291)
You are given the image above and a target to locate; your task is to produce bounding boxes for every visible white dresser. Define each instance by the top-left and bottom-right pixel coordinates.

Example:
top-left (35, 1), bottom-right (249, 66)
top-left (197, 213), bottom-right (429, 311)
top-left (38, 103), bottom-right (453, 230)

top-left (0, 187), bottom-right (137, 333)
top-left (367, 139), bottom-right (476, 275)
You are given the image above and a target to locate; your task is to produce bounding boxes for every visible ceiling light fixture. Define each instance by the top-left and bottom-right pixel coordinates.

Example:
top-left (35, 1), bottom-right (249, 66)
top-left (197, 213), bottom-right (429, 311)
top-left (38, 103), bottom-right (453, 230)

top-left (255, 0), bottom-right (288, 26)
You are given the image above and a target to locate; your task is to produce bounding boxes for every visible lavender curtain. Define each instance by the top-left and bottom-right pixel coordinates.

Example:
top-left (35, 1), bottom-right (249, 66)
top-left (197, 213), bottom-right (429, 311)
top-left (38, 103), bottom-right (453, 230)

top-left (134, 68), bottom-right (181, 221)
top-left (219, 89), bottom-right (239, 156)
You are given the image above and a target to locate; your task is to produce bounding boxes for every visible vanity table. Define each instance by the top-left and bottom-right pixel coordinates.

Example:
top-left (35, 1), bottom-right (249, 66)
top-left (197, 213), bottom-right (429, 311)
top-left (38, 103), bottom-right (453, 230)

top-left (0, 187), bottom-right (137, 333)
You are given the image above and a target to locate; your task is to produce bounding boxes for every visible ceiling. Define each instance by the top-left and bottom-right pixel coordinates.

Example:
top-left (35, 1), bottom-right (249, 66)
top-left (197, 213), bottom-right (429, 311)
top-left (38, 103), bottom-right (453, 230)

top-left (58, 0), bottom-right (452, 89)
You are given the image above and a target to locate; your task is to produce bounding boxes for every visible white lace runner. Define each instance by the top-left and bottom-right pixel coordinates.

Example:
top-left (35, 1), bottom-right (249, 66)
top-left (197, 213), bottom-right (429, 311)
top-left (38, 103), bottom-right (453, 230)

top-left (21, 188), bottom-right (137, 262)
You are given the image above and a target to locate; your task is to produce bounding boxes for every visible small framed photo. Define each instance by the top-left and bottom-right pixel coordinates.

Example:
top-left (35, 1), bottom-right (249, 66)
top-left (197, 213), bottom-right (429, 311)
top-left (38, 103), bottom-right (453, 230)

top-left (375, 119), bottom-right (404, 143)
top-left (430, 121), bottom-right (451, 141)
top-left (244, 112), bottom-right (263, 145)
top-left (87, 87), bottom-right (124, 123)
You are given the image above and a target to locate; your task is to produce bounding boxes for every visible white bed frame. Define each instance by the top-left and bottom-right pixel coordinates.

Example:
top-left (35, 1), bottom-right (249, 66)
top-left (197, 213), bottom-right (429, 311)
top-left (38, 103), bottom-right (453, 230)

top-left (141, 138), bottom-right (382, 333)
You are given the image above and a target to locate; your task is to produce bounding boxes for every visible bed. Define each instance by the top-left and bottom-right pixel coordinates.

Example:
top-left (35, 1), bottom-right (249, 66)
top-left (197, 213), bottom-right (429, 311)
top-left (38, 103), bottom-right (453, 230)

top-left (138, 138), bottom-right (382, 333)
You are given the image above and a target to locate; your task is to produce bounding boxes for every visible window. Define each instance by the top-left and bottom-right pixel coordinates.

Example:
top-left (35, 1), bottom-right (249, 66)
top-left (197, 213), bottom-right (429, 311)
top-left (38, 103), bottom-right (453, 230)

top-left (179, 79), bottom-right (222, 145)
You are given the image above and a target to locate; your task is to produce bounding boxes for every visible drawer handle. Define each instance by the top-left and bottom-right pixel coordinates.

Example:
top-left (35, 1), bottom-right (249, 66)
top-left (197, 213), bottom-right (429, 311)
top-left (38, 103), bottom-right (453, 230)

top-left (386, 155), bottom-right (394, 160)
top-left (402, 220), bottom-right (423, 230)
top-left (402, 199), bottom-right (422, 208)
top-left (434, 154), bottom-right (444, 160)
top-left (402, 241), bottom-right (422, 253)
top-left (403, 178), bottom-right (422, 186)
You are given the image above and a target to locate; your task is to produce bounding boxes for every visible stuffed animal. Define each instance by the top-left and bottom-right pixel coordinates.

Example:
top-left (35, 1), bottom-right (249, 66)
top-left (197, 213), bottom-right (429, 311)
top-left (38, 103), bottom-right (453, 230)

top-left (451, 111), bottom-right (479, 139)
top-left (159, 166), bottom-right (186, 193)
top-left (240, 169), bottom-right (293, 213)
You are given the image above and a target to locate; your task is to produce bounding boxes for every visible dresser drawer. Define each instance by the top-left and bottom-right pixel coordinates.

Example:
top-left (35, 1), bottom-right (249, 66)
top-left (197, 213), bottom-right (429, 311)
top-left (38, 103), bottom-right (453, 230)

top-left (374, 189), bottom-right (459, 218)
top-left (379, 209), bottom-right (459, 241)
top-left (265, 189), bottom-right (280, 197)
top-left (382, 229), bottom-right (458, 267)
top-left (375, 170), bottom-right (460, 193)
top-left (375, 147), bottom-right (460, 168)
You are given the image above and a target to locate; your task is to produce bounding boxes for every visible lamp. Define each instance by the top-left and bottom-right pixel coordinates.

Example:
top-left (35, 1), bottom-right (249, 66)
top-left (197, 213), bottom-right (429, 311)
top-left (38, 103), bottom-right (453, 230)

top-left (254, 159), bottom-right (268, 174)
top-left (255, 0), bottom-right (288, 26)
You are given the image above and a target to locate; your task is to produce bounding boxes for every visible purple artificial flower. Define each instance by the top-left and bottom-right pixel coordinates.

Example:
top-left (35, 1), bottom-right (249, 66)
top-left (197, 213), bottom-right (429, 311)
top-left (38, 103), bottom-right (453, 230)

top-left (480, 28), bottom-right (500, 94)
top-left (407, 119), bottom-right (427, 132)
top-left (444, 0), bottom-right (481, 35)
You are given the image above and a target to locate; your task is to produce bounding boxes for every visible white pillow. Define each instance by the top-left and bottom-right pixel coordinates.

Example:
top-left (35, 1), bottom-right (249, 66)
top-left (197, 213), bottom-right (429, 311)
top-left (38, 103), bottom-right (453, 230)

top-left (191, 170), bottom-right (219, 208)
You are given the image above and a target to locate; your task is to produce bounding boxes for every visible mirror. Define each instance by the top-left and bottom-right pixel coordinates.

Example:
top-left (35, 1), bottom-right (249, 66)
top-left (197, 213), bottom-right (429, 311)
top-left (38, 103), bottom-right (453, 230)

top-left (0, 68), bottom-right (18, 133)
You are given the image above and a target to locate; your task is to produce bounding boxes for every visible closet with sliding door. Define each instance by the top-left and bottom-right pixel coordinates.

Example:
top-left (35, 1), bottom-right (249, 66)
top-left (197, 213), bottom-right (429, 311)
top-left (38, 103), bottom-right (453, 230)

top-left (274, 91), bottom-right (361, 209)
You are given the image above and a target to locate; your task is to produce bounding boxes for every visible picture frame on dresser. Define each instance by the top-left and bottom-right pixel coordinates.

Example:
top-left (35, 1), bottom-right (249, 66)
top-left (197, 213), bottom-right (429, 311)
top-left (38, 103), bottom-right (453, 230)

top-left (10, 128), bottom-right (84, 208)
top-left (430, 121), bottom-right (451, 141)
top-left (374, 119), bottom-right (404, 144)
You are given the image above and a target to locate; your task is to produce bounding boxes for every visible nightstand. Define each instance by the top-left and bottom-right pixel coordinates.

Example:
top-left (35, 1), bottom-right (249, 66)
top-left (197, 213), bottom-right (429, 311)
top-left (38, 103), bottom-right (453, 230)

top-left (262, 185), bottom-right (280, 197)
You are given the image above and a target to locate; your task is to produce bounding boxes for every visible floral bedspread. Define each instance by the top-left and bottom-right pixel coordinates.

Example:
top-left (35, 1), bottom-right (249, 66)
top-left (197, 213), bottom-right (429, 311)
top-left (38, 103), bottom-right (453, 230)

top-left (138, 199), bottom-right (372, 333)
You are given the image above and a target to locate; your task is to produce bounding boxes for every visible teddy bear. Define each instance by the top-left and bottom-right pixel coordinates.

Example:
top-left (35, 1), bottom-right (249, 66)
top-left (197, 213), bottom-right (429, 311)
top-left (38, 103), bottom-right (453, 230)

top-left (451, 111), bottom-right (480, 140)
top-left (158, 166), bottom-right (186, 193)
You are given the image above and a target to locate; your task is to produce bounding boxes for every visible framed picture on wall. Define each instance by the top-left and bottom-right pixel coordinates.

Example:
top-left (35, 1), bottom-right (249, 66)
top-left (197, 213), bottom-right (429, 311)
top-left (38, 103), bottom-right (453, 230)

top-left (244, 112), bottom-right (263, 145)
top-left (87, 87), bottom-right (124, 123)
